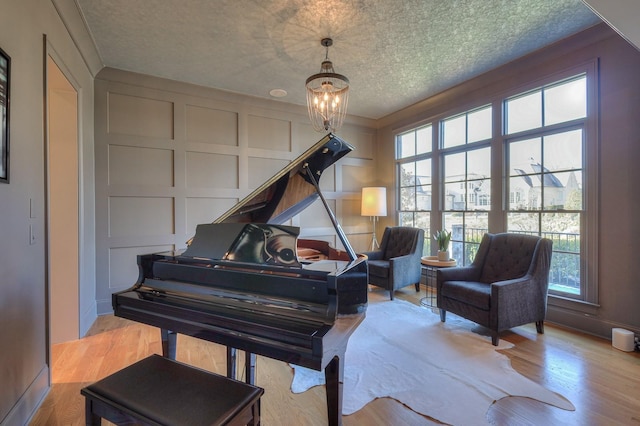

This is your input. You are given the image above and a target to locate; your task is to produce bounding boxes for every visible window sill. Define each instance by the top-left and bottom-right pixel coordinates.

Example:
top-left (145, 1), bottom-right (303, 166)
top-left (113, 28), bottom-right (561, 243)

top-left (547, 294), bottom-right (600, 316)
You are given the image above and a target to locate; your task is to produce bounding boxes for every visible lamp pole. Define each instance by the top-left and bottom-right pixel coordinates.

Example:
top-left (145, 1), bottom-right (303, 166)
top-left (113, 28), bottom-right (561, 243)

top-left (370, 215), bottom-right (380, 250)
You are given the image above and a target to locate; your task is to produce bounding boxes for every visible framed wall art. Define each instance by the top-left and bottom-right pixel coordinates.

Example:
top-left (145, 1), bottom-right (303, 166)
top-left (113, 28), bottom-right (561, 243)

top-left (0, 46), bottom-right (9, 183)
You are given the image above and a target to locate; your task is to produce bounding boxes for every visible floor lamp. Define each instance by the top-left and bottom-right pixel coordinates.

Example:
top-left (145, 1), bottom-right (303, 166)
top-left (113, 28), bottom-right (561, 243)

top-left (361, 187), bottom-right (387, 250)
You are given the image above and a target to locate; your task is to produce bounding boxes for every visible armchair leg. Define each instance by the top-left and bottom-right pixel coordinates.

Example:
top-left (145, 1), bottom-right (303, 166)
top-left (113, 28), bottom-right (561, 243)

top-left (535, 320), bottom-right (544, 334)
top-left (439, 310), bottom-right (446, 322)
top-left (491, 332), bottom-right (499, 346)
top-left (414, 283), bottom-right (420, 292)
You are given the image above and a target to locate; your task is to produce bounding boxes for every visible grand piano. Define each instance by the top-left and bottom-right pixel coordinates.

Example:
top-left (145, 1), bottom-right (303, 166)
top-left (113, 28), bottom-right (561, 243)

top-left (112, 133), bottom-right (368, 425)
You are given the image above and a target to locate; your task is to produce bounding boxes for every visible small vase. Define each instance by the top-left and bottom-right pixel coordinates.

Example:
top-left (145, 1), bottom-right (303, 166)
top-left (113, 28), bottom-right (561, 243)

top-left (437, 250), bottom-right (449, 261)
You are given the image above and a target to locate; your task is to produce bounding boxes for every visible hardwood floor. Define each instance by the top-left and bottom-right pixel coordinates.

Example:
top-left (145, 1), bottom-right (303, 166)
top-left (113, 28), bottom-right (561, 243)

top-left (30, 286), bottom-right (640, 425)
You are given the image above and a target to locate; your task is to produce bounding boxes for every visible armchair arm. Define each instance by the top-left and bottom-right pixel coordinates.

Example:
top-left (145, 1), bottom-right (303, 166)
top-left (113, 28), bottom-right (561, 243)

top-left (388, 253), bottom-right (422, 284)
top-left (491, 274), bottom-right (548, 329)
top-left (388, 253), bottom-right (415, 269)
top-left (436, 265), bottom-right (481, 294)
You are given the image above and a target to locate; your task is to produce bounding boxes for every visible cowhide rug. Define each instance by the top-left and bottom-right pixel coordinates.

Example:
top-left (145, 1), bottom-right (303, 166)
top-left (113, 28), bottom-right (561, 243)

top-left (290, 294), bottom-right (574, 425)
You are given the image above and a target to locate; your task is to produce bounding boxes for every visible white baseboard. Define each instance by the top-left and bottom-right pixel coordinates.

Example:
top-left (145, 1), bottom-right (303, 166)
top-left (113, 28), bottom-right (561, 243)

top-left (3, 365), bottom-right (49, 426)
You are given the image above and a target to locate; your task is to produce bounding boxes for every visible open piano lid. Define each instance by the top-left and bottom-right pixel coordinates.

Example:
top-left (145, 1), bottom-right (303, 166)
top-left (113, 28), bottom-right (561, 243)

top-left (184, 133), bottom-right (357, 262)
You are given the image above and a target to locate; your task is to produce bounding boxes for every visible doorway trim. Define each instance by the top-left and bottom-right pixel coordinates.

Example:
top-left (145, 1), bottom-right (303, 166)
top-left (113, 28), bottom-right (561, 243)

top-left (43, 36), bottom-right (81, 353)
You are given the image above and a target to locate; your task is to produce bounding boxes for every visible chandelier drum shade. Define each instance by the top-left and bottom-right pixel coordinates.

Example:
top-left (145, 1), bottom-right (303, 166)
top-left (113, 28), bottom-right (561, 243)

top-left (305, 38), bottom-right (350, 133)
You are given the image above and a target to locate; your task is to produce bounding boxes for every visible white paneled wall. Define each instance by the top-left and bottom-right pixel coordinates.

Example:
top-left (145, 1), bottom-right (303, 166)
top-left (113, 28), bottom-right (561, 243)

top-left (94, 69), bottom-right (378, 314)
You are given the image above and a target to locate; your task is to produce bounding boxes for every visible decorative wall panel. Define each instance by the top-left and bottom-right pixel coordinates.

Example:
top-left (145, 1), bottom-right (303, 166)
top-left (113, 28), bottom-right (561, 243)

top-left (342, 164), bottom-right (375, 192)
top-left (108, 145), bottom-right (174, 186)
top-left (338, 126), bottom-right (375, 160)
top-left (186, 105), bottom-right (238, 145)
top-left (318, 165), bottom-right (336, 192)
top-left (247, 157), bottom-right (289, 188)
top-left (185, 197), bottom-right (238, 235)
top-left (341, 198), bottom-right (369, 228)
top-left (299, 198), bottom-right (336, 228)
top-left (185, 152), bottom-right (239, 188)
top-left (292, 123), bottom-right (322, 150)
top-left (109, 196), bottom-right (174, 237)
top-left (107, 92), bottom-right (174, 138)
top-left (247, 115), bottom-right (290, 150)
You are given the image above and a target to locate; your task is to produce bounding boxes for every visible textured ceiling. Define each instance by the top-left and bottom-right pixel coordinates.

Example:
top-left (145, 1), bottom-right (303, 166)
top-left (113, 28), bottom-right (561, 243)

top-left (74, 0), bottom-right (601, 119)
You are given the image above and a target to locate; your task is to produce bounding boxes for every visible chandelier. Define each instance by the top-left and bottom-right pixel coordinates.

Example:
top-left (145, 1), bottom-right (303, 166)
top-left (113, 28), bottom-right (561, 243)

top-left (305, 38), bottom-right (350, 133)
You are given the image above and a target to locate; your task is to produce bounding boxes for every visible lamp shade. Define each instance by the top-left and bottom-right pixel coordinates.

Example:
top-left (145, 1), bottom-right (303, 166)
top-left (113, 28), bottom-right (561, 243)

top-left (361, 187), bottom-right (387, 217)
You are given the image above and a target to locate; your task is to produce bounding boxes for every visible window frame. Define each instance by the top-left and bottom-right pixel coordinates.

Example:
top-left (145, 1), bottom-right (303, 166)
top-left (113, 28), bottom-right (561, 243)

top-left (395, 123), bottom-right (433, 251)
top-left (500, 64), bottom-right (599, 305)
top-left (393, 60), bottom-right (599, 306)
top-left (438, 105), bottom-right (493, 267)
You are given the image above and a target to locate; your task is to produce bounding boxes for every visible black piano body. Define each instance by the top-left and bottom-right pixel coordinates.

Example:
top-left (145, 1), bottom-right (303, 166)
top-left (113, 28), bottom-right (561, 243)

top-left (113, 133), bottom-right (368, 425)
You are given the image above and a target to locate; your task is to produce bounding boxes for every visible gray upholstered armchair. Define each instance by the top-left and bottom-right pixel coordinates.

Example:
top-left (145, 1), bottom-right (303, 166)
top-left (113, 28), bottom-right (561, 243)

top-left (364, 226), bottom-right (424, 300)
top-left (437, 232), bottom-right (552, 345)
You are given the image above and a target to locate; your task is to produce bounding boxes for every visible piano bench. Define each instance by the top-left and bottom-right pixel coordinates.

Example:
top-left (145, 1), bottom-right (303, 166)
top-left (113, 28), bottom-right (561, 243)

top-left (81, 354), bottom-right (263, 426)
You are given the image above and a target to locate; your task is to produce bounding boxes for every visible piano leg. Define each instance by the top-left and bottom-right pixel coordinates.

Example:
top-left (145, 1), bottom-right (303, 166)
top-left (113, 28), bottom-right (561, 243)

top-left (160, 329), bottom-right (177, 359)
top-left (227, 347), bottom-right (237, 379)
top-left (324, 355), bottom-right (343, 426)
top-left (227, 348), bottom-right (257, 385)
top-left (245, 352), bottom-right (256, 384)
